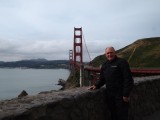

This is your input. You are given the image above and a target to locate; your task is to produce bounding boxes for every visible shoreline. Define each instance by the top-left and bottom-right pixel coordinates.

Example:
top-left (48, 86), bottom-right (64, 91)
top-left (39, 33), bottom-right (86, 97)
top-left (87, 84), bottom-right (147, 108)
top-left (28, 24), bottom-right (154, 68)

top-left (1, 75), bottom-right (160, 102)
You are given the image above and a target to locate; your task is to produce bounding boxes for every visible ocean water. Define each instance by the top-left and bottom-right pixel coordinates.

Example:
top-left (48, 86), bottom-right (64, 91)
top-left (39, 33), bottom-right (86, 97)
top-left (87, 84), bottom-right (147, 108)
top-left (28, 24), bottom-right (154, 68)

top-left (0, 68), bottom-right (70, 100)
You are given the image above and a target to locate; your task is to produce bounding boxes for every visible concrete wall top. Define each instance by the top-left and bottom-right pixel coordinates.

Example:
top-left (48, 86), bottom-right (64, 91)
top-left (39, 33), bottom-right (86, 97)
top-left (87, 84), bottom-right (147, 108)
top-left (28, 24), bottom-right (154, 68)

top-left (0, 87), bottom-right (97, 119)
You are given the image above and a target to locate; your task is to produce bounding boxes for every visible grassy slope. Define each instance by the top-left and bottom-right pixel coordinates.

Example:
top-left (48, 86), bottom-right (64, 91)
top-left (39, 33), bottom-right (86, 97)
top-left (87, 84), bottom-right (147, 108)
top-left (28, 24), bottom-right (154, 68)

top-left (92, 37), bottom-right (160, 68)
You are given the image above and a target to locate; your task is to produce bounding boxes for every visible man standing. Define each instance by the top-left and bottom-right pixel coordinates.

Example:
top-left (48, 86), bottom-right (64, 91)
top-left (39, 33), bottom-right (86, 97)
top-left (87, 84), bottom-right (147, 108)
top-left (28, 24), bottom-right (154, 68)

top-left (89, 47), bottom-right (134, 120)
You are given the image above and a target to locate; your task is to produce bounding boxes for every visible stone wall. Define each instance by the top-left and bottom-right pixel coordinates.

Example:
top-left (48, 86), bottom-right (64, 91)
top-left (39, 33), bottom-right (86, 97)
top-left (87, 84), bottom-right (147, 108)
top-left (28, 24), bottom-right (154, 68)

top-left (0, 78), bottom-right (160, 120)
top-left (129, 78), bottom-right (160, 120)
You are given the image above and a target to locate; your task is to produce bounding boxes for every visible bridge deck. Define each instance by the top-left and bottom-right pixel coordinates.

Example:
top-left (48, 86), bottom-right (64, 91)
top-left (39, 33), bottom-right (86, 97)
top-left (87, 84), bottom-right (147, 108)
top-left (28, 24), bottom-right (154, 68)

top-left (84, 66), bottom-right (160, 75)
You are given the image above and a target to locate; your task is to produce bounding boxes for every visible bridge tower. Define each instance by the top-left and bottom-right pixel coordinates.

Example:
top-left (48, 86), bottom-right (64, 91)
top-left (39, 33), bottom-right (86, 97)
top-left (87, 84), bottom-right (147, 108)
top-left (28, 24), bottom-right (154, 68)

top-left (69, 50), bottom-right (73, 69)
top-left (73, 27), bottom-right (83, 66)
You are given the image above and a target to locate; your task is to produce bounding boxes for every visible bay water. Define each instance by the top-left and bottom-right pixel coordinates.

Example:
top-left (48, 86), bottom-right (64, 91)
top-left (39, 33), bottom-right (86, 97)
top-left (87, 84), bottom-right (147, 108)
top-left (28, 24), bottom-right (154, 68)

top-left (0, 68), bottom-right (70, 100)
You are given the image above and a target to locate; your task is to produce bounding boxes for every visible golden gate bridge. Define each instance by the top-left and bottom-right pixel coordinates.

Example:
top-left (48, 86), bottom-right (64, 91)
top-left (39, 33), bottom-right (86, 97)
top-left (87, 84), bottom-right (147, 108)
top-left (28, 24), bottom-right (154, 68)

top-left (69, 27), bottom-right (160, 85)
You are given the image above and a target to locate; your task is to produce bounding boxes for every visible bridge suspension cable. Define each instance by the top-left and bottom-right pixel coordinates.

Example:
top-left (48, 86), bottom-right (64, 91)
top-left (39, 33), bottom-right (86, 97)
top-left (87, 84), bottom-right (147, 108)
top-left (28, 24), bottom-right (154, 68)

top-left (82, 31), bottom-right (92, 64)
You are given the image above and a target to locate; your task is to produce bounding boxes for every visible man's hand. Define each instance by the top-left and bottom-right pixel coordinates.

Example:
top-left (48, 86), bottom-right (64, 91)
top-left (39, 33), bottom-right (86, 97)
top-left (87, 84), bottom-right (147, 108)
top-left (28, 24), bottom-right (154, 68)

top-left (123, 96), bottom-right (130, 102)
top-left (88, 85), bottom-right (96, 90)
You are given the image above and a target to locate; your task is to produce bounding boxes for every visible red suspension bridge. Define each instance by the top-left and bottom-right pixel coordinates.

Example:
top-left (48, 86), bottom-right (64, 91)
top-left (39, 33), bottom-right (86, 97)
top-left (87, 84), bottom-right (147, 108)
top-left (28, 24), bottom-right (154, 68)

top-left (69, 27), bottom-right (160, 84)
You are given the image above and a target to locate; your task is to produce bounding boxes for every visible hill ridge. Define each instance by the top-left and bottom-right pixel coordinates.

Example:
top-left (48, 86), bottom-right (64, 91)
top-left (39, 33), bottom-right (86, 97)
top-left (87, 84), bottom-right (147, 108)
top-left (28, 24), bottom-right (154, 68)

top-left (92, 37), bottom-right (160, 68)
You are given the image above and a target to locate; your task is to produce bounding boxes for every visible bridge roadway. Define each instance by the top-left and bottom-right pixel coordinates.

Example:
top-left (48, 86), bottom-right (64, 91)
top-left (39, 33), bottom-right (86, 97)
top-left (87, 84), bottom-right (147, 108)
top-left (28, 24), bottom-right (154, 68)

top-left (83, 66), bottom-right (160, 75)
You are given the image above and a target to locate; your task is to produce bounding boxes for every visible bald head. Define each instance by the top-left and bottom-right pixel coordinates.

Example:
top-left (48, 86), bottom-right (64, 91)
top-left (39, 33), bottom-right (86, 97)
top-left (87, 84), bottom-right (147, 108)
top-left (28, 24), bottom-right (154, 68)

top-left (105, 47), bottom-right (116, 61)
top-left (105, 47), bottom-right (116, 52)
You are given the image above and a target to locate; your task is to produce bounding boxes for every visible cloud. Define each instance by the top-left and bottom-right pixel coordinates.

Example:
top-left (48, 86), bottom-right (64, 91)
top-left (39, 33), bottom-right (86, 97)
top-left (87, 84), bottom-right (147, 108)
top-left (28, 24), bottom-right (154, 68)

top-left (0, 38), bottom-right (72, 61)
top-left (0, 0), bottom-right (160, 61)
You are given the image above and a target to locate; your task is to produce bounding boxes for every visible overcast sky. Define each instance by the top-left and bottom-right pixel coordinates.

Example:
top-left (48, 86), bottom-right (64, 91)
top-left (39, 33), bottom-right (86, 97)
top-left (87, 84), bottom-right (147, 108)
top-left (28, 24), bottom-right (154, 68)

top-left (0, 0), bottom-right (159, 62)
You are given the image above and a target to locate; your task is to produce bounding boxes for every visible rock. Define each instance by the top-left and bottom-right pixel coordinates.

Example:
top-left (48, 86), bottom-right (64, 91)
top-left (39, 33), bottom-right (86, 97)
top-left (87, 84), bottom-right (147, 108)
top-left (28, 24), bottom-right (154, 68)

top-left (18, 90), bottom-right (28, 98)
top-left (57, 79), bottom-right (66, 87)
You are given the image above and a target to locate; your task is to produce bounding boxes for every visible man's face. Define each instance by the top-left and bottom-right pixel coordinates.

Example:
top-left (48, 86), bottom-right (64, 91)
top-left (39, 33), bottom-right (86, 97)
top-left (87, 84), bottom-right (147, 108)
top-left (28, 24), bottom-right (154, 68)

top-left (105, 48), bottom-right (116, 61)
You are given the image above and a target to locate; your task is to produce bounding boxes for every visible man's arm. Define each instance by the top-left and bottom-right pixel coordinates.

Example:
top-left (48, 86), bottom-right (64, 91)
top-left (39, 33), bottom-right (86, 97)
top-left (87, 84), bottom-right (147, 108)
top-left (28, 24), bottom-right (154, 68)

top-left (89, 64), bottom-right (106, 90)
top-left (120, 60), bottom-right (134, 97)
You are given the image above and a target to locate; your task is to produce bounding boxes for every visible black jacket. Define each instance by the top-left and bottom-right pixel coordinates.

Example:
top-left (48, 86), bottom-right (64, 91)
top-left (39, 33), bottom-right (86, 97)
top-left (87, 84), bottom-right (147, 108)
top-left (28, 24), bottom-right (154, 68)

top-left (95, 56), bottom-right (134, 97)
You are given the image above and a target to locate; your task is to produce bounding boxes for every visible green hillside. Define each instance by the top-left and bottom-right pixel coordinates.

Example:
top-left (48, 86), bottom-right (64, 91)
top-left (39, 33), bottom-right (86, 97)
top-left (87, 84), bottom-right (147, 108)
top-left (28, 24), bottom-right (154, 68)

top-left (92, 37), bottom-right (160, 68)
